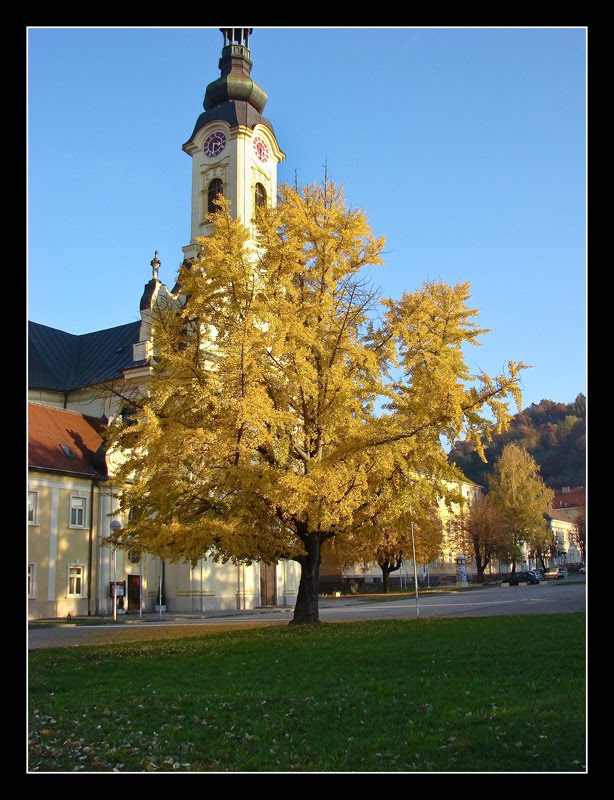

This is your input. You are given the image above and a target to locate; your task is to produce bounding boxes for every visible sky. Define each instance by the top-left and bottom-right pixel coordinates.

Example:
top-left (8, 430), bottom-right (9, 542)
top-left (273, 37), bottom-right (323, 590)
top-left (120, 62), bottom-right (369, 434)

top-left (27, 26), bottom-right (586, 412)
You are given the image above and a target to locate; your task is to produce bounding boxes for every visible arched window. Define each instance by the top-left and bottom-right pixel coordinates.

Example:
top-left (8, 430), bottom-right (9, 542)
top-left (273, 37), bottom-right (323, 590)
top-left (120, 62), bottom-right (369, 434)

top-left (207, 178), bottom-right (224, 215)
top-left (254, 182), bottom-right (267, 209)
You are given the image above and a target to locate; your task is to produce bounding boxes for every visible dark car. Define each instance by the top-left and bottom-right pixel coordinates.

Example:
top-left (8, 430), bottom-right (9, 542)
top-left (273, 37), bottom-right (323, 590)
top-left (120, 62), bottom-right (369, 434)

top-left (507, 570), bottom-right (540, 586)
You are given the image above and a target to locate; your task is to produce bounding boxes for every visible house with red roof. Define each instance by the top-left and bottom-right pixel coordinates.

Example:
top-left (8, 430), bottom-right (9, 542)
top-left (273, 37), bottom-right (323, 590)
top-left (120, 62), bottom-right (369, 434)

top-left (28, 404), bottom-right (113, 618)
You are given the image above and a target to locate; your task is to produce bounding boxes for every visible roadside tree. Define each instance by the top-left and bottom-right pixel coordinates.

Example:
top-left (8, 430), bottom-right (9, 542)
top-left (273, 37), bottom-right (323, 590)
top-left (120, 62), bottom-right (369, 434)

top-left (449, 494), bottom-right (507, 582)
top-left (488, 444), bottom-right (554, 571)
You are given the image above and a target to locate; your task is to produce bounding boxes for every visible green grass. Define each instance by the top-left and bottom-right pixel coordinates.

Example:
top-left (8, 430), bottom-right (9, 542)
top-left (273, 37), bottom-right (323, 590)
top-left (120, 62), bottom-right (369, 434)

top-left (28, 614), bottom-right (586, 773)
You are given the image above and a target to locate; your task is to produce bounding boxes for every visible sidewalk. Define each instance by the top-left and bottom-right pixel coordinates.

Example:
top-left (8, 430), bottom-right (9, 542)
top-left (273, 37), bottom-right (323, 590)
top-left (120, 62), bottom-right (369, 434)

top-left (29, 595), bottom-right (369, 627)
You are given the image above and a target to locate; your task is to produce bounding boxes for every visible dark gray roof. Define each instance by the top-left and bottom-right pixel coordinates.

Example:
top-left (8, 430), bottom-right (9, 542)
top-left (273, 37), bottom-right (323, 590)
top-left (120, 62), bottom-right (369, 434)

top-left (186, 100), bottom-right (275, 145)
top-left (28, 320), bottom-right (141, 392)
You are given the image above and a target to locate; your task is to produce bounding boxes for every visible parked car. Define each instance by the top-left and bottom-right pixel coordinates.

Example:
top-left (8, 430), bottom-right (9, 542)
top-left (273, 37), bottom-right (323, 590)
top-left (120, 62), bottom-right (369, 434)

top-left (578, 565), bottom-right (586, 574)
top-left (507, 570), bottom-right (540, 586)
top-left (529, 569), bottom-right (544, 581)
top-left (544, 567), bottom-right (565, 580)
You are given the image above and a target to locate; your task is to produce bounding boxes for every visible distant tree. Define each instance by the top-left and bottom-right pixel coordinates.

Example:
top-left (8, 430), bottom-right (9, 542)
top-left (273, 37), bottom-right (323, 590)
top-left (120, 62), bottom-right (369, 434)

top-left (449, 494), bottom-right (507, 582)
top-left (488, 444), bottom-right (554, 571)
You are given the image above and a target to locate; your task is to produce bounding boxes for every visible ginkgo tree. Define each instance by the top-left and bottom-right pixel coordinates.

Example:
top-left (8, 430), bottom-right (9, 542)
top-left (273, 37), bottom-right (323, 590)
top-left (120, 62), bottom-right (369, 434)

top-left (105, 179), bottom-right (526, 624)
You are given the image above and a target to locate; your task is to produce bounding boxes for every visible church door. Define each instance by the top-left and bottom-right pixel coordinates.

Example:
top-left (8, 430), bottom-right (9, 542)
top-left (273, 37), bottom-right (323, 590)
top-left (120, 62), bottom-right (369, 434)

top-left (127, 575), bottom-right (141, 611)
top-left (260, 563), bottom-right (277, 606)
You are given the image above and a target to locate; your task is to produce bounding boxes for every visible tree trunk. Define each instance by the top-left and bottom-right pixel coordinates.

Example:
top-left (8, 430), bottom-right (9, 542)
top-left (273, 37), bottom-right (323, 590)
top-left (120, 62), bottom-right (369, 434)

top-left (473, 540), bottom-right (486, 583)
top-left (378, 557), bottom-right (402, 594)
top-left (291, 533), bottom-right (322, 625)
top-left (381, 566), bottom-right (392, 594)
top-left (536, 548), bottom-right (546, 571)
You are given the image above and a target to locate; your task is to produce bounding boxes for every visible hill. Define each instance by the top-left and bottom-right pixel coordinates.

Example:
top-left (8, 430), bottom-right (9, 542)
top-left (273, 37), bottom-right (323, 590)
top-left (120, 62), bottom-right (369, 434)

top-left (449, 394), bottom-right (586, 491)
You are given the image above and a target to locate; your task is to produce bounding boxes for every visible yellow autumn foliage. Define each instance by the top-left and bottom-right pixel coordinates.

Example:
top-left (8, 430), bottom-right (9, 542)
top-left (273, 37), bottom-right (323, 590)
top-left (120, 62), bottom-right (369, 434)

top-left (105, 180), bottom-right (526, 605)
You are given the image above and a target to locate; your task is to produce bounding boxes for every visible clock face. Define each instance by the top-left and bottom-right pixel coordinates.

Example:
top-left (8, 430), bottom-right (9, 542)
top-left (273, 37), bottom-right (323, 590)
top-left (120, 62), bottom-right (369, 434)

top-left (253, 135), bottom-right (269, 163)
top-left (204, 131), bottom-right (227, 157)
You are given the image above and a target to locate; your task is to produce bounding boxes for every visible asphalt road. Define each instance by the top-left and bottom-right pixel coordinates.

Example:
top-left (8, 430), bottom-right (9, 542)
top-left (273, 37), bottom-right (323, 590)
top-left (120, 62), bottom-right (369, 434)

top-left (28, 579), bottom-right (586, 651)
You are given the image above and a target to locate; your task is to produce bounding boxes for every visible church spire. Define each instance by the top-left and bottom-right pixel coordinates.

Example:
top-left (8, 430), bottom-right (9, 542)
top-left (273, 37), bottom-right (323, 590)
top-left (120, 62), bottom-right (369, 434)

top-left (203, 27), bottom-right (267, 114)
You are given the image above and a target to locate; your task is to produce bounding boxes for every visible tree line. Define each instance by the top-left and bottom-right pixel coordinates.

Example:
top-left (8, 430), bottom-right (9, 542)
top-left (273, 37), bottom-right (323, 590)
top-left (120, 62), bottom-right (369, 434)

top-left (449, 395), bottom-right (586, 491)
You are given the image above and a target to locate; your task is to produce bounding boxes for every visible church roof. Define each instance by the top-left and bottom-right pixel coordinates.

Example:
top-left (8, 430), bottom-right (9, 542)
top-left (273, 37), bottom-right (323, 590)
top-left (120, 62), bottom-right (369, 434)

top-left (28, 320), bottom-right (141, 392)
top-left (28, 402), bottom-right (107, 478)
top-left (187, 101), bottom-right (275, 144)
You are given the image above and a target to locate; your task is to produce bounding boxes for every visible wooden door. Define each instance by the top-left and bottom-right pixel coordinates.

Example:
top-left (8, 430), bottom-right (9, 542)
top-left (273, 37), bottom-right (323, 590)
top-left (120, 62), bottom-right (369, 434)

top-left (127, 574), bottom-right (141, 611)
top-left (260, 562), bottom-right (277, 606)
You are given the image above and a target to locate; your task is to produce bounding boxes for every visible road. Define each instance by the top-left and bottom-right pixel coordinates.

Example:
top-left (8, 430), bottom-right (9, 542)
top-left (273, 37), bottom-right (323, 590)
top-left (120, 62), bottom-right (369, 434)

top-left (28, 580), bottom-right (586, 651)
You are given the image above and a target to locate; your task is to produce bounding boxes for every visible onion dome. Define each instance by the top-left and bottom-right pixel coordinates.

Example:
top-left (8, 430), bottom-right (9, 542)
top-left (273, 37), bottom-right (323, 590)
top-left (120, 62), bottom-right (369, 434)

top-left (184, 28), bottom-right (276, 146)
top-left (204, 28), bottom-right (268, 113)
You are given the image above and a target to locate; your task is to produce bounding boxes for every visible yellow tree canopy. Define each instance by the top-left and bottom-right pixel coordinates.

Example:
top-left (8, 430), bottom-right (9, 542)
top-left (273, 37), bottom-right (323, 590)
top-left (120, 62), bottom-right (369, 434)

top-left (105, 180), bottom-right (526, 622)
top-left (488, 443), bottom-right (554, 563)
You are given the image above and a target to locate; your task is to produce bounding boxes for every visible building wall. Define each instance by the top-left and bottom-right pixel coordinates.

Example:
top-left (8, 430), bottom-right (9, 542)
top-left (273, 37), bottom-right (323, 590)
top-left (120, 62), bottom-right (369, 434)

top-left (28, 467), bottom-right (301, 619)
top-left (548, 517), bottom-right (581, 565)
top-left (28, 472), bottom-right (102, 619)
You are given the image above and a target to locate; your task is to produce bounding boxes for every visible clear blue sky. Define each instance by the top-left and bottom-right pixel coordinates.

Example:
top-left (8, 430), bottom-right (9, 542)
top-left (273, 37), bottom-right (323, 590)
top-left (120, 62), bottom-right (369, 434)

top-left (27, 26), bottom-right (586, 411)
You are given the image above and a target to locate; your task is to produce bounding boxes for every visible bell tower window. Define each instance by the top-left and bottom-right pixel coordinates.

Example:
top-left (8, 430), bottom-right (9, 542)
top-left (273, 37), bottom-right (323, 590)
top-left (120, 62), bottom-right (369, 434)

top-left (255, 182), bottom-right (267, 209)
top-left (207, 178), bottom-right (224, 215)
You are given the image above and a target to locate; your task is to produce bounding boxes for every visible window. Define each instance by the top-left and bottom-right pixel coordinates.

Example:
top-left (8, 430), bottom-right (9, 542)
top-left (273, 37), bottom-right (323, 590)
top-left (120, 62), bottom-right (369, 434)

top-left (28, 491), bottom-right (37, 524)
top-left (254, 182), bottom-right (267, 209)
top-left (28, 564), bottom-right (35, 597)
top-left (70, 497), bottom-right (86, 527)
top-left (207, 178), bottom-right (224, 215)
top-left (68, 565), bottom-right (84, 597)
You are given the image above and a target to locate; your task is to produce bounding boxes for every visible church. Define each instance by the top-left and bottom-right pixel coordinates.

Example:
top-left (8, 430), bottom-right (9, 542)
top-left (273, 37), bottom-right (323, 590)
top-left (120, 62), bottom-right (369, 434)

top-left (28, 28), bottom-right (301, 619)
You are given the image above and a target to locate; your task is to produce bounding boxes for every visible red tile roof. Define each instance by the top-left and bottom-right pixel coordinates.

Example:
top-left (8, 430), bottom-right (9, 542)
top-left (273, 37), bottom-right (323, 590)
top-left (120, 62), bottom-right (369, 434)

top-left (28, 403), bottom-right (108, 478)
top-left (552, 486), bottom-right (585, 509)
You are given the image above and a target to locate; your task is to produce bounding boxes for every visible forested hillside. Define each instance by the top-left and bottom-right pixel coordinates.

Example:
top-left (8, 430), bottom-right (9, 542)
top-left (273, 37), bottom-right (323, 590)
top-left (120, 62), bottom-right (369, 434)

top-left (449, 394), bottom-right (586, 491)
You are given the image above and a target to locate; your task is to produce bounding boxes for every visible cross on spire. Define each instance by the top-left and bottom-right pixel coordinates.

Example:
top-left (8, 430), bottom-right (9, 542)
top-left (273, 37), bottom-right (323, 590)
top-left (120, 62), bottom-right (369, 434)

top-left (150, 251), bottom-right (161, 281)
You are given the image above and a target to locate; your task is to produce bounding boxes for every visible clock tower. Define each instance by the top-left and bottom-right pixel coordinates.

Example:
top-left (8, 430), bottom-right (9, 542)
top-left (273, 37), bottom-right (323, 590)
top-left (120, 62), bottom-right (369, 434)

top-left (181, 28), bottom-right (285, 260)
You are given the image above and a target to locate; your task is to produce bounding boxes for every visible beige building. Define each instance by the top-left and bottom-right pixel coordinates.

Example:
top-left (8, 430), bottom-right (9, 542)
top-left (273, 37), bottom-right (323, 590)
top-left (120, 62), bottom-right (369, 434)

top-left (28, 29), bottom-right (301, 620)
top-left (543, 510), bottom-right (582, 567)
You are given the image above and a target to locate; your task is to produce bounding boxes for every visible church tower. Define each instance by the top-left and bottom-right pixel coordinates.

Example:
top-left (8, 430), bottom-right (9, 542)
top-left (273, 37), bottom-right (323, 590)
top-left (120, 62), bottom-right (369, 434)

top-left (181, 28), bottom-right (285, 260)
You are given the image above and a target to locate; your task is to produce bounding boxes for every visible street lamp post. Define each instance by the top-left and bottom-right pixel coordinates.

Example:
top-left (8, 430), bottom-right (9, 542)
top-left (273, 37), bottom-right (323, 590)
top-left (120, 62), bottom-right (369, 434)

top-left (109, 520), bottom-right (122, 622)
top-left (410, 516), bottom-right (420, 619)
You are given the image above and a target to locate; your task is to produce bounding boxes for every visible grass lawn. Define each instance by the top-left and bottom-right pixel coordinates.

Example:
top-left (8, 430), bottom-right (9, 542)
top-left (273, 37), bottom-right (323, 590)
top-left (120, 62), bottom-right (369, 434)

top-left (28, 613), bottom-right (586, 773)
